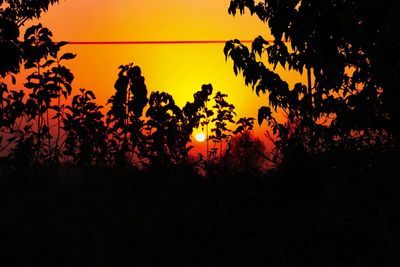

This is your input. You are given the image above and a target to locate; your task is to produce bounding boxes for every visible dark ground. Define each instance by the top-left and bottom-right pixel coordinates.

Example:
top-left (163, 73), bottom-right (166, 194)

top-left (1, 161), bottom-right (400, 267)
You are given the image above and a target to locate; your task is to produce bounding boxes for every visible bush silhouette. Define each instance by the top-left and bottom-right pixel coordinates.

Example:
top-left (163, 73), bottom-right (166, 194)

top-left (226, 129), bottom-right (267, 174)
top-left (1, 23), bottom-right (75, 167)
top-left (63, 89), bottom-right (108, 168)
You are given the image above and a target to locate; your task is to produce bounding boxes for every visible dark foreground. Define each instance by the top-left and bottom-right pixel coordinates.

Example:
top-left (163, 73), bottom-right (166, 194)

top-left (1, 162), bottom-right (400, 267)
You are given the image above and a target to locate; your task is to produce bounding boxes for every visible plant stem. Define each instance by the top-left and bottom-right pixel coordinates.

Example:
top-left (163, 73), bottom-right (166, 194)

top-left (55, 94), bottom-right (61, 162)
top-left (205, 100), bottom-right (209, 161)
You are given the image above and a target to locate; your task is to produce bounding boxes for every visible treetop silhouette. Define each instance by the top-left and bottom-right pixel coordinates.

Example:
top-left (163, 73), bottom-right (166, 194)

top-left (0, 0), bottom-right (305, 175)
top-left (0, 0), bottom-right (60, 77)
top-left (1, 23), bottom-right (75, 166)
top-left (225, 0), bottom-right (399, 165)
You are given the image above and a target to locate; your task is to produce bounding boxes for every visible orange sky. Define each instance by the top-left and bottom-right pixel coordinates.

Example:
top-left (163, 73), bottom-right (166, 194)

top-left (24, 0), bottom-right (305, 153)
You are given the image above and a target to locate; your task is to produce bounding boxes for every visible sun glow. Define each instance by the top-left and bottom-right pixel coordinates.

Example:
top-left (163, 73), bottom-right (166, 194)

top-left (195, 132), bottom-right (206, 143)
top-left (32, 0), bottom-right (295, 151)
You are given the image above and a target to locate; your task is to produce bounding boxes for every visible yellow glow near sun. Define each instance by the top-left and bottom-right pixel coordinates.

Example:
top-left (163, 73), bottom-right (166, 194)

top-left (195, 132), bottom-right (206, 142)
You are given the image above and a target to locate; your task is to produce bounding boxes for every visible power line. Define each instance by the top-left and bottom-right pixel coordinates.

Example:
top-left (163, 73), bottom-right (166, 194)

top-left (66, 40), bottom-right (256, 45)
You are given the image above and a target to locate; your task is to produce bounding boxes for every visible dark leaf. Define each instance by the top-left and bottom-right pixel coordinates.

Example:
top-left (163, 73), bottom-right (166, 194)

top-left (258, 106), bottom-right (271, 126)
top-left (60, 53), bottom-right (76, 61)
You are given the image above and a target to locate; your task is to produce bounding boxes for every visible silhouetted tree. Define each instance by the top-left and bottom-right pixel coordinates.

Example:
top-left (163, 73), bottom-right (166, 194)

top-left (210, 91), bottom-right (236, 163)
top-left (106, 63), bottom-right (148, 166)
top-left (182, 84), bottom-right (214, 136)
top-left (187, 84), bottom-right (213, 160)
top-left (1, 0), bottom-right (66, 165)
top-left (142, 91), bottom-right (185, 168)
top-left (180, 84), bottom-right (215, 160)
top-left (225, 0), bottom-right (398, 166)
top-left (63, 89), bottom-right (108, 167)
top-left (106, 65), bottom-right (215, 170)
top-left (0, 0), bottom-right (60, 76)
top-left (1, 24), bottom-right (74, 166)
top-left (23, 24), bottom-right (74, 163)
top-left (143, 86), bottom-right (219, 169)
top-left (0, 83), bottom-right (25, 156)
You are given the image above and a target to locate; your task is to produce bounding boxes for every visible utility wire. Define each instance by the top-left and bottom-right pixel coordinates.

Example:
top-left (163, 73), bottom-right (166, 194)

top-left (65, 40), bottom-right (256, 45)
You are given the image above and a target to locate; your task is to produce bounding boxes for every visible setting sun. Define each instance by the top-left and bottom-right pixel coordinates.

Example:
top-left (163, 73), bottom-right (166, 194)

top-left (195, 132), bottom-right (206, 143)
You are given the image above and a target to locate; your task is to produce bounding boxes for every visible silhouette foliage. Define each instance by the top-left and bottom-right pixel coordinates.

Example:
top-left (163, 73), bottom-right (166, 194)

top-left (1, 23), bottom-right (75, 167)
top-left (63, 89), bottom-right (107, 167)
top-left (105, 64), bottom-right (239, 170)
top-left (106, 64), bottom-right (148, 166)
top-left (210, 91), bottom-right (236, 161)
top-left (225, 0), bottom-right (399, 166)
top-left (226, 128), bottom-right (266, 174)
top-left (0, 0), bottom-right (60, 76)
top-left (2, 3), bottom-right (400, 267)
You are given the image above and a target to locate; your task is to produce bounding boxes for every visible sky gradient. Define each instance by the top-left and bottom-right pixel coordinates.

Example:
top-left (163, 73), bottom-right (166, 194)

top-left (24, 0), bottom-right (305, 152)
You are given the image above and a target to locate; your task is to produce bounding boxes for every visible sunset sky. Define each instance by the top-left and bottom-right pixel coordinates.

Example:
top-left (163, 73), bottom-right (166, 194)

top-left (24, 0), bottom-right (305, 152)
